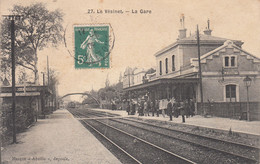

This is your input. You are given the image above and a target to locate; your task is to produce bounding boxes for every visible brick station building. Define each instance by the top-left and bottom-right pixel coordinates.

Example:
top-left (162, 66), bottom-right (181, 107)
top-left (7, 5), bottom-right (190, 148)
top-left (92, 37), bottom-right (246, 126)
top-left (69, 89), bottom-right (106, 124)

top-left (123, 19), bottom-right (260, 120)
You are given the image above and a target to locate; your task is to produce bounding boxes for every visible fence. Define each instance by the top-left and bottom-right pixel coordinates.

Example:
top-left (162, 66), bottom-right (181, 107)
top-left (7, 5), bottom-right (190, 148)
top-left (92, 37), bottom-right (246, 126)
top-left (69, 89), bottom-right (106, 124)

top-left (197, 102), bottom-right (260, 121)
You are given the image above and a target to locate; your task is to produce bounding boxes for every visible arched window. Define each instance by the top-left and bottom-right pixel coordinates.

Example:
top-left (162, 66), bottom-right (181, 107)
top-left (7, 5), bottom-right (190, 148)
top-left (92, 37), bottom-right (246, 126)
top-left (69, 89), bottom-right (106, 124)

top-left (172, 55), bottom-right (175, 71)
top-left (165, 58), bottom-right (168, 74)
top-left (159, 61), bottom-right (162, 75)
top-left (225, 84), bottom-right (237, 102)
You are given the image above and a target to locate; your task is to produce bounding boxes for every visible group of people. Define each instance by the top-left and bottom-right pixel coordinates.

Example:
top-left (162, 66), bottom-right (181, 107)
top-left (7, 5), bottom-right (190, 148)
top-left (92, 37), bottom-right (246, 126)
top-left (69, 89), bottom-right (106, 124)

top-left (126, 98), bottom-right (195, 123)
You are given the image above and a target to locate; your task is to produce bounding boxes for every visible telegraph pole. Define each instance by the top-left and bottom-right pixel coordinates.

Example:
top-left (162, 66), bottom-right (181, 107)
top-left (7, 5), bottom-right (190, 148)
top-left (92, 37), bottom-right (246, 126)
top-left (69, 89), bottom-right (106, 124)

top-left (197, 25), bottom-right (204, 113)
top-left (41, 72), bottom-right (45, 86)
top-left (11, 16), bottom-right (17, 144)
top-left (47, 56), bottom-right (50, 86)
top-left (2, 15), bottom-right (22, 143)
top-left (47, 56), bottom-right (51, 112)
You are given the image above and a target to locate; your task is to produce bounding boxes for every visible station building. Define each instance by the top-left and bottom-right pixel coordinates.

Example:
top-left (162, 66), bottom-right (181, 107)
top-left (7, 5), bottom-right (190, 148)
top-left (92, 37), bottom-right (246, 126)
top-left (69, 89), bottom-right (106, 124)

top-left (123, 19), bottom-right (260, 120)
top-left (0, 79), bottom-right (52, 131)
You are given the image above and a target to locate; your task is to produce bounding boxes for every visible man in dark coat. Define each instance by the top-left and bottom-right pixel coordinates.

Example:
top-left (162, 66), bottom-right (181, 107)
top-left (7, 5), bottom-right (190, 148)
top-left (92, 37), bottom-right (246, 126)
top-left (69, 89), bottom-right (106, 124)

top-left (190, 99), bottom-right (195, 116)
top-left (150, 101), bottom-right (155, 116)
top-left (180, 101), bottom-right (185, 123)
top-left (167, 99), bottom-right (173, 121)
top-left (155, 99), bottom-right (160, 117)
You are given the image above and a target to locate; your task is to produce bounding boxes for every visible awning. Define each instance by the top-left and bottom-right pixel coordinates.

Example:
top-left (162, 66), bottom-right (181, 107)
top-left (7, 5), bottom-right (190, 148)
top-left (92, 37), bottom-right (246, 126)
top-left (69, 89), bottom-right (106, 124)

top-left (123, 78), bottom-right (199, 91)
top-left (0, 92), bottom-right (41, 98)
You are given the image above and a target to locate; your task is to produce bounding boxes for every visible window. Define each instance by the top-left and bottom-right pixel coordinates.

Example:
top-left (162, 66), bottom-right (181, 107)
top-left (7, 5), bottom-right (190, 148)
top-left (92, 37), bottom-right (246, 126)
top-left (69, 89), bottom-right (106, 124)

top-left (231, 56), bottom-right (235, 66)
top-left (225, 57), bottom-right (229, 67)
top-left (165, 58), bottom-right (168, 74)
top-left (226, 84), bottom-right (236, 102)
top-left (223, 56), bottom-right (237, 67)
top-left (159, 61), bottom-right (162, 75)
top-left (172, 55), bottom-right (175, 71)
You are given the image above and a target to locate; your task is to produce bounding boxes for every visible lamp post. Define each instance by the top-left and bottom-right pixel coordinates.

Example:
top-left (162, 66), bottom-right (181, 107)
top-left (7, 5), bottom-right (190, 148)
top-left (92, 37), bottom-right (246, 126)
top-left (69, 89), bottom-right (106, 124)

top-left (243, 75), bottom-right (252, 121)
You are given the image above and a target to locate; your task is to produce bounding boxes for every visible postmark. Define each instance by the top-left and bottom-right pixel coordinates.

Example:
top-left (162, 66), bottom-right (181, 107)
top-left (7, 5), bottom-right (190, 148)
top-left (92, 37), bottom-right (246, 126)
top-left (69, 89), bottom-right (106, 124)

top-left (74, 24), bottom-right (114, 68)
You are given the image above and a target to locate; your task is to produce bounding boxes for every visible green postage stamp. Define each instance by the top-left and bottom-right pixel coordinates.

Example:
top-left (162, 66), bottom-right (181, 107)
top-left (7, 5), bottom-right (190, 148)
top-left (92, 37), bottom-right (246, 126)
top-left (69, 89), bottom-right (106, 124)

top-left (74, 25), bottom-right (112, 68)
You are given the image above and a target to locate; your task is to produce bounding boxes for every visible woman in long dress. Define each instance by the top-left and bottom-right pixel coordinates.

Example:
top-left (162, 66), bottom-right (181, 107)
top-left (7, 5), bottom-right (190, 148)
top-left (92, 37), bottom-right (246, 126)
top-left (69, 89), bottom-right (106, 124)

top-left (80, 29), bottom-right (104, 64)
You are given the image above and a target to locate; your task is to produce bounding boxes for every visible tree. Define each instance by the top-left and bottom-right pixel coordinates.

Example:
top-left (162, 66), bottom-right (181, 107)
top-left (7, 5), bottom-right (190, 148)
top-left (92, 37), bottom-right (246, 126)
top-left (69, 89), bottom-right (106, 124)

top-left (49, 69), bottom-right (59, 92)
top-left (1, 3), bottom-right (64, 84)
top-left (98, 88), bottom-right (106, 100)
top-left (48, 68), bottom-right (59, 110)
top-left (17, 71), bottom-right (27, 85)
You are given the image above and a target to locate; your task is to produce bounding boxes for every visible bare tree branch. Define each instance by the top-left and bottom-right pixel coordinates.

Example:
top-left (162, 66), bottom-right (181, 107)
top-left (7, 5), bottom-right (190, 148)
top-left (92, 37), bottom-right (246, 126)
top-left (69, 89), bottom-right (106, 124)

top-left (16, 62), bottom-right (34, 72)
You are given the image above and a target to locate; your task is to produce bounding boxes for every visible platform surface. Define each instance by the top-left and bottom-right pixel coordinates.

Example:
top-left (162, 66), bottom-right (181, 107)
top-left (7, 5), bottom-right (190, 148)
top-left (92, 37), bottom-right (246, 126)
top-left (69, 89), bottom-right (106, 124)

top-left (2, 109), bottom-right (121, 164)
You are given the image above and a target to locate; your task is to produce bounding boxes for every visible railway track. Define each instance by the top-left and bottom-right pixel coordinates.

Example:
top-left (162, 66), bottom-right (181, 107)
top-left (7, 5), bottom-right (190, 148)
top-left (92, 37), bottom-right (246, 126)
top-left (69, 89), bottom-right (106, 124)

top-left (124, 117), bottom-right (260, 151)
top-left (108, 118), bottom-right (259, 163)
top-left (69, 109), bottom-right (259, 163)
top-left (67, 109), bottom-right (83, 118)
top-left (68, 108), bottom-right (119, 118)
top-left (81, 119), bottom-right (196, 164)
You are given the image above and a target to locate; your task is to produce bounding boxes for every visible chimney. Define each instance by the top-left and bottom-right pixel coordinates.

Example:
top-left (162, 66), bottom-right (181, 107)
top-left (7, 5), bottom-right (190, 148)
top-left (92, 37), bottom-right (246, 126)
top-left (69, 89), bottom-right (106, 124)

top-left (203, 19), bottom-right (212, 35)
top-left (178, 14), bottom-right (187, 39)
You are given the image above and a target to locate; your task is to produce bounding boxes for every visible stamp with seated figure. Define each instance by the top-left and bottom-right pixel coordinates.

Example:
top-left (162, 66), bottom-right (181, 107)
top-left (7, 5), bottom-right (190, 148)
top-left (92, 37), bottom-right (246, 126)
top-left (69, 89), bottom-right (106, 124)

top-left (74, 24), bottom-right (113, 68)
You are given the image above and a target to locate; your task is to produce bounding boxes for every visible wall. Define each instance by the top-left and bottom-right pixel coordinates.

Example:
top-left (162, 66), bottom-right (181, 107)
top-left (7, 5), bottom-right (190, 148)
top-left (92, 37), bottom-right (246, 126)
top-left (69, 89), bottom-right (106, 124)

top-left (201, 46), bottom-right (260, 73)
top-left (201, 76), bottom-right (260, 102)
top-left (197, 102), bottom-right (260, 121)
top-left (182, 44), bottom-right (221, 66)
top-left (133, 71), bottom-right (146, 85)
top-left (156, 47), bottom-right (180, 77)
top-left (156, 43), bottom-right (223, 77)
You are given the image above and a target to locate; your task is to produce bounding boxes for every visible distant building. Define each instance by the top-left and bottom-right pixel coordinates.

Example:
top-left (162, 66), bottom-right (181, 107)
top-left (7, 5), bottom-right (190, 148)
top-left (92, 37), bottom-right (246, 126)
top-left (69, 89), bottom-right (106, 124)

top-left (123, 18), bottom-right (260, 120)
top-left (123, 67), bottom-right (156, 88)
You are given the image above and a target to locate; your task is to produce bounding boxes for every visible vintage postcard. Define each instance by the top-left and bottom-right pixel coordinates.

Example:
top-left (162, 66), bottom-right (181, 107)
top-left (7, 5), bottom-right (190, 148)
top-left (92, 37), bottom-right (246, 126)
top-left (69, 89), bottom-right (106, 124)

top-left (0, 0), bottom-right (260, 163)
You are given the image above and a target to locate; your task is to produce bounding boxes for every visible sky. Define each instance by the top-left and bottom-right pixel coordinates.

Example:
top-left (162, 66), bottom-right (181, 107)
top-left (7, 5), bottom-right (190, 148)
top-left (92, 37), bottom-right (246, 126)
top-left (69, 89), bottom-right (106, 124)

top-left (1, 0), bottom-right (260, 101)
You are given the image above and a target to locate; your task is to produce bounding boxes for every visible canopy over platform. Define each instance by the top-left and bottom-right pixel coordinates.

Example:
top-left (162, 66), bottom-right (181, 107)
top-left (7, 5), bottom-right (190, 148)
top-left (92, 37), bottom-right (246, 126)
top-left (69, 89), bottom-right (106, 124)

top-left (123, 78), bottom-right (199, 92)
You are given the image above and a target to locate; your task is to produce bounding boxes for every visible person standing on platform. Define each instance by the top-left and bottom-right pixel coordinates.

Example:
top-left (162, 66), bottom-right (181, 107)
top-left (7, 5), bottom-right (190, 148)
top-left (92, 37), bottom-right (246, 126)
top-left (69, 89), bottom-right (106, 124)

top-left (147, 99), bottom-right (151, 116)
top-left (172, 98), bottom-right (178, 118)
top-left (190, 99), bottom-right (195, 117)
top-left (126, 101), bottom-right (130, 115)
top-left (151, 101), bottom-right (155, 116)
top-left (184, 99), bottom-right (190, 118)
top-left (130, 100), bottom-right (135, 115)
top-left (144, 100), bottom-right (148, 116)
top-left (161, 99), bottom-right (165, 117)
top-left (141, 100), bottom-right (144, 116)
top-left (137, 100), bottom-right (141, 116)
top-left (167, 99), bottom-right (173, 121)
top-left (180, 101), bottom-right (185, 123)
top-left (132, 100), bottom-right (136, 115)
top-left (159, 99), bottom-right (163, 117)
top-left (155, 99), bottom-right (160, 117)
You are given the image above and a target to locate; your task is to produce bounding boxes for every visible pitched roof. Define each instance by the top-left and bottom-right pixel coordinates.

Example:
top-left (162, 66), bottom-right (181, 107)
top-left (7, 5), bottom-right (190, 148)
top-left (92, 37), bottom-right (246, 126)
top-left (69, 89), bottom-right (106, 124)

top-left (154, 34), bottom-right (243, 57)
top-left (181, 34), bottom-right (227, 41)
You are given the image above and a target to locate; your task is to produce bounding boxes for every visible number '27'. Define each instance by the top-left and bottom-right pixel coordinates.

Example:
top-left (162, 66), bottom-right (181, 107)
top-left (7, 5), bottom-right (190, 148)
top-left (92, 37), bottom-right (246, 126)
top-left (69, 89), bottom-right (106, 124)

top-left (88, 9), bottom-right (94, 14)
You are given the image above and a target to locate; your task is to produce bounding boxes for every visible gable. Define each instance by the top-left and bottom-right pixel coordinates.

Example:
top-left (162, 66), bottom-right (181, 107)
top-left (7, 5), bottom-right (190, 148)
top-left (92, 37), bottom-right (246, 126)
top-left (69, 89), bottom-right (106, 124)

top-left (191, 40), bottom-right (260, 74)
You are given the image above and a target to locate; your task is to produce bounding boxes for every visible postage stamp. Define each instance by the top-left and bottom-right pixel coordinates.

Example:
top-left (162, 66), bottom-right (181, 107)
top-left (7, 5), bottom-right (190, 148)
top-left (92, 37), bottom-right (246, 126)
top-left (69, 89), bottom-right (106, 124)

top-left (74, 25), bottom-right (111, 68)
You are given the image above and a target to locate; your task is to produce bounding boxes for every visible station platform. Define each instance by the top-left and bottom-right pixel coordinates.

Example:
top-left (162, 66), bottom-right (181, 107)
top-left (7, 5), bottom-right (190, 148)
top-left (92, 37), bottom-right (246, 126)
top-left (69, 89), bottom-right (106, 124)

top-left (94, 108), bottom-right (260, 137)
top-left (1, 109), bottom-right (121, 164)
